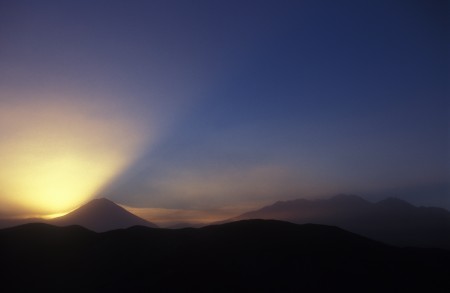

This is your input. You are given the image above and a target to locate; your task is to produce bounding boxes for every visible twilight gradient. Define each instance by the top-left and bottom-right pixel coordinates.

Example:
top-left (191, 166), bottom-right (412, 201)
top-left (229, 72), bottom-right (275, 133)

top-left (0, 0), bottom-right (448, 217)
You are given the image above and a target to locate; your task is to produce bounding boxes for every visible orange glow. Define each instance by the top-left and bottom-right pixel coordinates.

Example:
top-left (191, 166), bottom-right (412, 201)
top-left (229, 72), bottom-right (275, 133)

top-left (122, 203), bottom-right (264, 227)
top-left (0, 95), bottom-right (151, 216)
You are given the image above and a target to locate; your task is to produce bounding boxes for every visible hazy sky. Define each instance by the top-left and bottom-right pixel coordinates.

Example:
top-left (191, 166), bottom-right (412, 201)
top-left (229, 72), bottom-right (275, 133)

top-left (0, 0), bottom-right (448, 217)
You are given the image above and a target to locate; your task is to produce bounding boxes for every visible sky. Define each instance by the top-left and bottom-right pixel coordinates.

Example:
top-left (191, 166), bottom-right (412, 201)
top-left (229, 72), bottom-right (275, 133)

top-left (0, 0), bottom-right (448, 218)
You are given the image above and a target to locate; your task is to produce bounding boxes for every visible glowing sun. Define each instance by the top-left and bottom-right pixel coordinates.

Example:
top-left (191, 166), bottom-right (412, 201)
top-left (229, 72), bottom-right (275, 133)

top-left (0, 95), bottom-right (149, 217)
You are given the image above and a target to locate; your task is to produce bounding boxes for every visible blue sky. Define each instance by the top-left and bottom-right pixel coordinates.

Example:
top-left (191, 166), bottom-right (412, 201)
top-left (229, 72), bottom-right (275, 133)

top-left (0, 0), bottom-right (448, 216)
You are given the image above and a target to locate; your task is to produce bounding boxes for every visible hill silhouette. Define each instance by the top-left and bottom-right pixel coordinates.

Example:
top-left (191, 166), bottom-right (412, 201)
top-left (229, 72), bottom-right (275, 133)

top-left (0, 220), bottom-right (449, 292)
top-left (229, 194), bottom-right (450, 249)
top-left (50, 198), bottom-right (158, 232)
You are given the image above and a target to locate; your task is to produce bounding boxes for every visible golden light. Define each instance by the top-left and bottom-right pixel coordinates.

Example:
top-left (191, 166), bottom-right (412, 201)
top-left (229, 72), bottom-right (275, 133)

top-left (0, 94), bottom-right (151, 217)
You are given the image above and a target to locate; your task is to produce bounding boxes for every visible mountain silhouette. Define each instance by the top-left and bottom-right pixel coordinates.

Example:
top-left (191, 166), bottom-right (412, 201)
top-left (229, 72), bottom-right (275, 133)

top-left (50, 198), bottom-right (158, 232)
top-left (0, 198), bottom-right (157, 232)
top-left (0, 217), bottom-right (43, 230)
top-left (0, 220), bottom-right (449, 292)
top-left (230, 194), bottom-right (450, 249)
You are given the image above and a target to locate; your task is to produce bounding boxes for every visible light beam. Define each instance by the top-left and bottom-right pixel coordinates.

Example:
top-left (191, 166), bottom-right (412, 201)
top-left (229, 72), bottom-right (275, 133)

top-left (0, 94), bottom-right (152, 217)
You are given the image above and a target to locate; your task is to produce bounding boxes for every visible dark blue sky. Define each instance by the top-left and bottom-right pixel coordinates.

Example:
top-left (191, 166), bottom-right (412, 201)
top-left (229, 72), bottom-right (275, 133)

top-left (0, 0), bottom-right (448, 215)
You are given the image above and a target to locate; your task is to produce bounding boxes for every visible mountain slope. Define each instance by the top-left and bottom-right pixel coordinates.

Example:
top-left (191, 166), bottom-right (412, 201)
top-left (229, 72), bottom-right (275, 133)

top-left (1, 220), bottom-right (449, 292)
top-left (231, 194), bottom-right (450, 249)
top-left (51, 198), bottom-right (158, 232)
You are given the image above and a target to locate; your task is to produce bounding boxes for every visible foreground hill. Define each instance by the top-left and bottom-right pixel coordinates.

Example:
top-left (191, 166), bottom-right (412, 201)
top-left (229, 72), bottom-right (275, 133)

top-left (230, 194), bottom-right (450, 249)
top-left (0, 220), bottom-right (449, 292)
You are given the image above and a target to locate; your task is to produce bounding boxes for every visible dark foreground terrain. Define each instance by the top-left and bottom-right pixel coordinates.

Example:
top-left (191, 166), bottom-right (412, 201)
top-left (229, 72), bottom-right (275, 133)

top-left (1, 220), bottom-right (449, 292)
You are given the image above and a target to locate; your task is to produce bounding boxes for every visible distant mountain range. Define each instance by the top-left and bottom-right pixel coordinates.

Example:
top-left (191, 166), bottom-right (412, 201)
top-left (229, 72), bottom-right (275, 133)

top-left (0, 198), bottom-right (157, 232)
top-left (1, 220), bottom-right (449, 292)
top-left (1, 194), bottom-right (449, 249)
top-left (228, 194), bottom-right (450, 249)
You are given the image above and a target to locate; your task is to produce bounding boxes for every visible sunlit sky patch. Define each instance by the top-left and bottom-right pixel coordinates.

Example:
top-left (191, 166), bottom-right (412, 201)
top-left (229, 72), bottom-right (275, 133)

top-left (0, 93), bottom-right (154, 215)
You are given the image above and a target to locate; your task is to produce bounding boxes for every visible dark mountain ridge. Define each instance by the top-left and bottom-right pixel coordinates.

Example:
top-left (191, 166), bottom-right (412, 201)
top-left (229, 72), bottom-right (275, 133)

top-left (231, 194), bottom-right (450, 249)
top-left (1, 220), bottom-right (449, 292)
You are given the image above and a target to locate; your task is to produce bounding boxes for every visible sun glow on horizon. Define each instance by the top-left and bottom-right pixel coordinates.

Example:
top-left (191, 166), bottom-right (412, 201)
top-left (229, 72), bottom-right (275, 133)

top-left (41, 211), bottom-right (72, 219)
top-left (0, 94), bottom-right (153, 216)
